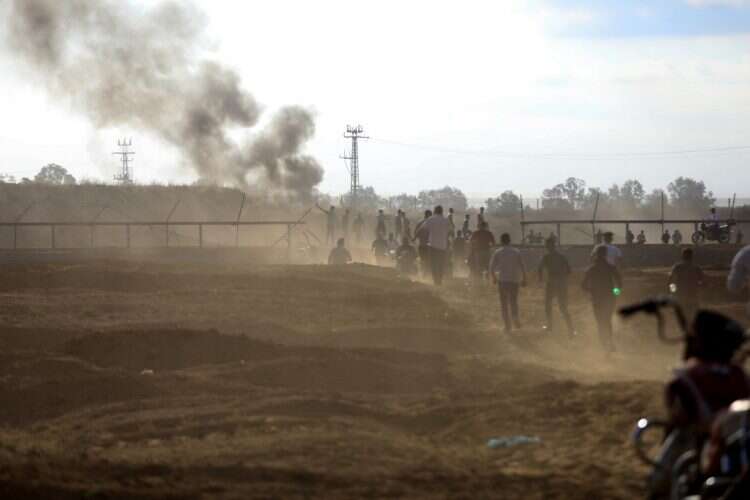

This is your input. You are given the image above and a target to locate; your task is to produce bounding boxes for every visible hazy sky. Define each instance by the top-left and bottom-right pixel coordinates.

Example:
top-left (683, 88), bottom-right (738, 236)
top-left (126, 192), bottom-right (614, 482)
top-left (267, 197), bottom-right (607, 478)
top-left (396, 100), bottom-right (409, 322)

top-left (1, 0), bottom-right (749, 199)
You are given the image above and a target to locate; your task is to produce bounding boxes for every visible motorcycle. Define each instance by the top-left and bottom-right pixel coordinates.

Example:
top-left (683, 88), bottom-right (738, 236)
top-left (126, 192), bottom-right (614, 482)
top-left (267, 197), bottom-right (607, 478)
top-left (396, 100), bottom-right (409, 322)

top-left (622, 298), bottom-right (750, 500)
top-left (692, 221), bottom-right (735, 245)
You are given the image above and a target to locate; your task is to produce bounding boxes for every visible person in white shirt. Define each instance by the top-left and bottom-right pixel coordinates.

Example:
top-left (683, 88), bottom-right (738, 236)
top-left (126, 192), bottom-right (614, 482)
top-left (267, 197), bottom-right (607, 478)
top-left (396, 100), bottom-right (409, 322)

top-left (489, 233), bottom-right (527, 333)
top-left (420, 205), bottom-right (451, 285)
top-left (591, 231), bottom-right (622, 267)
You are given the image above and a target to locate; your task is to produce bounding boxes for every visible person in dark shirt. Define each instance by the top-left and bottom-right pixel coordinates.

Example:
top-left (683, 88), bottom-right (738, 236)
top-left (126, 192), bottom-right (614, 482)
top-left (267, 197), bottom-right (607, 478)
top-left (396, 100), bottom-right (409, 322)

top-left (661, 230), bottom-right (671, 245)
top-left (371, 234), bottom-right (388, 266)
top-left (469, 221), bottom-right (496, 282)
top-left (316, 204), bottom-right (337, 244)
top-left (413, 210), bottom-right (432, 277)
top-left (582, 244), bottom-right (622, 352)
top-left (352, 213), bottom-right (364, 243)
top-left (668, 247), bottom-right (705, 322)
top-left (538, 239), bottom-right (575, 337)
top-left (328, 238), bottom-right (352, 266)
top-left (453, 230), bottom-right (467, 273)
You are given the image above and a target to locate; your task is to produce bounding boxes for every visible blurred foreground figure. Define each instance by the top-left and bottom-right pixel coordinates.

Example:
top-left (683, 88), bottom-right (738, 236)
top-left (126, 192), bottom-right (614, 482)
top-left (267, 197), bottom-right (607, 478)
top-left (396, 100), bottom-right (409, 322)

top-left (420, 205), bottom-right (451, 286)
top-left (328, 238), bottom-right (352, 266)
top-left (376, 209), bottom-right (386, 238)
top-left (538, 239), bottom-right (575, 337)
top-left (727, 245), bottom-right (750, 298)
top-left (668, 248), bottom-right (705, 322)
top-left (396, 235), bottom-right (417, 276)
top-left (490, 233), bottom-right (527, 333)
top-left (582, 245), bottom-right (622, 352)
top-left (648, 311), bottom-right (749, 499)
top-left (469, 221), bottom-right (495, 283)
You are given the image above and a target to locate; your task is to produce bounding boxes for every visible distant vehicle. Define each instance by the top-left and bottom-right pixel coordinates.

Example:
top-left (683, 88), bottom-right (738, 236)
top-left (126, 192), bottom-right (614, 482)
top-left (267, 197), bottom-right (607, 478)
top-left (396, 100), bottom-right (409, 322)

top-left (692, 220), bottom-right (735, 245)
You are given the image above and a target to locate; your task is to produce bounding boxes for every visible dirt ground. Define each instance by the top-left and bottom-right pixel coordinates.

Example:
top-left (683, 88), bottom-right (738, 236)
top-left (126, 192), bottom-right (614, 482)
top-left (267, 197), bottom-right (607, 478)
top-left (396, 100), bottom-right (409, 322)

top-left (0, 258), bottom-right (747, 499)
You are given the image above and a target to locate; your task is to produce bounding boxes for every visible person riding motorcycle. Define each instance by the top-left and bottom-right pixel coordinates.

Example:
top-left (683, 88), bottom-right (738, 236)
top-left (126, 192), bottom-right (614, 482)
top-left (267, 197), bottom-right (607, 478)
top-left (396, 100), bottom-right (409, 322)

top-left (648, 310), bottom-right (750, 499)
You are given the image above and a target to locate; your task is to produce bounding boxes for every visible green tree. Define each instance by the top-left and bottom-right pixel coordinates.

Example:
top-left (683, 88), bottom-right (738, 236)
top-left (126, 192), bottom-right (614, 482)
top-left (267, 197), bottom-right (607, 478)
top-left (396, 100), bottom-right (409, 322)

top-left (417, 186), bottom-right (468, 212)
top-left (486, 190), bottom-right (522, 216)
top-left (34, 164), bottom-right (76, 185)
top-left (667, 177), bottom-right (715, 212)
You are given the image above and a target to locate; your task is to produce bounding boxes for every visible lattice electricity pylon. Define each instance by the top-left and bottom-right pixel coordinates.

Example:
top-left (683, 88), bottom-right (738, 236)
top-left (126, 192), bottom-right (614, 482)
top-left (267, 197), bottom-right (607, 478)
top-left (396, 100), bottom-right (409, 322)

top-left (112, 139), bottom-right (135, 185)
top-left (340, 125), bottom-right (368, 211)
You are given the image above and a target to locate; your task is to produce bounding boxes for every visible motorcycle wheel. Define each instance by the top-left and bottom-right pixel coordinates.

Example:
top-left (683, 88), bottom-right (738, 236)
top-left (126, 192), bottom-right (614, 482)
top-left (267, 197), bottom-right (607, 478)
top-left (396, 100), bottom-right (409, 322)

top-left (691, 232), bottom-right (705, 245)
top-left (719, 232), bottom-right (731, 244)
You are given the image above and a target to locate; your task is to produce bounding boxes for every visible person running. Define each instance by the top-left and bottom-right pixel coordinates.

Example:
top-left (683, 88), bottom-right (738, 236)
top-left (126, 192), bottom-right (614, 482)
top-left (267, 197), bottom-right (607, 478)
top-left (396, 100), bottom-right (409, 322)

top-left (328, 238), bottom-right (352, 266)
top-left (413, 210), bottom-right (432, 278)
top-left (420, 205), bottom-right (451, 285)
top-left (395, 210), bottom-right (403, 239)
top-left (582, 244), bottom-right (622, 352)
top-left (448, 208), bottom-right (456, 238)
top-left (371, 233), bottom-right (388, 266)
top-left (727, 244), bottom-right (750, 297)
top-left (342, 209), bottom-right (351, 240)
top-left (661, 230), bottom-right (671, 245)
top-left (316, 204), bottom-right (337, 244)
top-left (591, 231), bottom-right (622, 267)
top-left (452, 230), bottom-right (467, 274)
top-left (469, 221), bottom-right (496, 282)
top-left (672, 229), bottom-right (683, 245)
top-left (637, 230), bottom-right (647, 245)
top-left (395, 235), bottom-right (418, 276)
top-left (489, 233), bottom-right (527, 333)
top-left (353, 213), bottom-right (364, 244)
top-left (376, 209), bottom-right (386, 238)
top-left (668, 247), bottom-right (705, 322)
top-left (538, 239), bottom-right (575, 337)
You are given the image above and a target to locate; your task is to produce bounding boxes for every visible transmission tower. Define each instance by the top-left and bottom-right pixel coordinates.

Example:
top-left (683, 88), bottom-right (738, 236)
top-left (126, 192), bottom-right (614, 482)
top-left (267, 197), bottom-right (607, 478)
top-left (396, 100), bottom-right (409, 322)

top-left (112, 139), bottom-right (135, 185)
top-left (340, 125), bottom-right (368, 210)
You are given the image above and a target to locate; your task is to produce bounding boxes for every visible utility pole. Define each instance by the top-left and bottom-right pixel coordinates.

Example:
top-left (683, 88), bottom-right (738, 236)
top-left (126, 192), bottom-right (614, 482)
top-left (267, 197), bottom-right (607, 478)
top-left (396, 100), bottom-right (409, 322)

top-left (112, 139), bottom-right (135, 185)
top-left (340, 125), bottom-right (368, 211)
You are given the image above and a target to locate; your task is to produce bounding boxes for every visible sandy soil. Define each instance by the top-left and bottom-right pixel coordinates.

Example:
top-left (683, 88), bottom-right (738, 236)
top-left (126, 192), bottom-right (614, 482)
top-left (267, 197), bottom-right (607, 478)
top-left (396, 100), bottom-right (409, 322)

top-left (0, 259), bottom-right (747, 499)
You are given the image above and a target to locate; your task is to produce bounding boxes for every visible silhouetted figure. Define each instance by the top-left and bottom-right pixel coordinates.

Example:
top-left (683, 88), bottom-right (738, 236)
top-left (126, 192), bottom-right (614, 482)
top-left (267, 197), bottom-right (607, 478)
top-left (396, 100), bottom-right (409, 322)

top-left (353, 213), bottom-right (364, 244)
top-left (376, 209), bottom-right (386, 238)
top-left (637, 230), bottom-right (647, 245)
top-left (462, 214), bottom-right (470, 235)
top-left (328, 238), bottom-right (352, 266)
top-left (477, 206), bottom-right (486, 227)
top-left (672, 229), bottom-right (683, 245)
top-left (371, 234), bottom-right (388, 266)
top-left (661, 230), bottom-right (670, 245)
top-left (420, 205), bottom-right (451, 286)
top-left (625, 228), bottom-right (635, 245)
top-left (316, 204), bottom-right (337, 244)
top-left (538, 239), bottom-right (575, 337)
top-left (396, 235), bottom-right (417, 276)
top-left (547, 232), bottom-right (557, 247)
top-left (490, 233), bottom-right (527, 333)
top-left (387, 232), bottom-right (398, 255)
top-left (413, 210), bottom-right (432, 278)
top-left (395, 209), bottom-right (403, 239)
top-left (469, 221), bottom-right (495, 282)
top-left (668, 247), bottom-right (704, 322)
top-left (453, 230), bottom-right (467, 273)
top-left (403, 215), bottom-right (412, 240)
top-left (582, 244), bottom-right (622, 352)
top-left (448, 207), bottom-right (456, 239)
top-left (342, 209), bottom-right (351, 239)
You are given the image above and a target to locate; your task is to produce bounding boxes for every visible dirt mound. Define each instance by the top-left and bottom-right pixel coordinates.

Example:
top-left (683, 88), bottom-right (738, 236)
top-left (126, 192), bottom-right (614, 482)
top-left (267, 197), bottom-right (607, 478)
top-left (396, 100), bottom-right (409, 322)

top-left (63, 329), bottom-right (284, 371)
top-left (0, 352), bottom-right (157, 425)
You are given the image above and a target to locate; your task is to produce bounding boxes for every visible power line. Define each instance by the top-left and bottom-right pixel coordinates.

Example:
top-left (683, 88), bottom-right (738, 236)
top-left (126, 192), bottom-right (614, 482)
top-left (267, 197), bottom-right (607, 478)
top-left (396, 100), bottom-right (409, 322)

top-left (369, 137), bottom-right (750, 160)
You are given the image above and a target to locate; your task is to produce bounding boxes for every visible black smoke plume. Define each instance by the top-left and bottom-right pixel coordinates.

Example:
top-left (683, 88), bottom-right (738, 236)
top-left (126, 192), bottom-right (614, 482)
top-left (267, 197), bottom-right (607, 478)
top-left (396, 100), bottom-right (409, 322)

top-left (1, 0), bottom-right (323, 199)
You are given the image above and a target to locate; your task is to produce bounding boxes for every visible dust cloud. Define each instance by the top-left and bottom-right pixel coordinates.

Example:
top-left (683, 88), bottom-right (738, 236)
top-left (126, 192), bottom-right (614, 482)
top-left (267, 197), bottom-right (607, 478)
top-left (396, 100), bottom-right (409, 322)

top-left (0, 0), bottom-right (323, 200)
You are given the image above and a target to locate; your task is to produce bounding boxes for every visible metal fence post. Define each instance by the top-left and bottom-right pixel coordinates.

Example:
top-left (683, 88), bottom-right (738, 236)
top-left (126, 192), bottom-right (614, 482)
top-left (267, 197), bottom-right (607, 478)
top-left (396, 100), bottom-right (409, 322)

top-left (126, 224), bottom-right (131, 249)
top-left (51, 225), bottom-right (56, 249)
top-left (199, 224), bottom-right (203, 248)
